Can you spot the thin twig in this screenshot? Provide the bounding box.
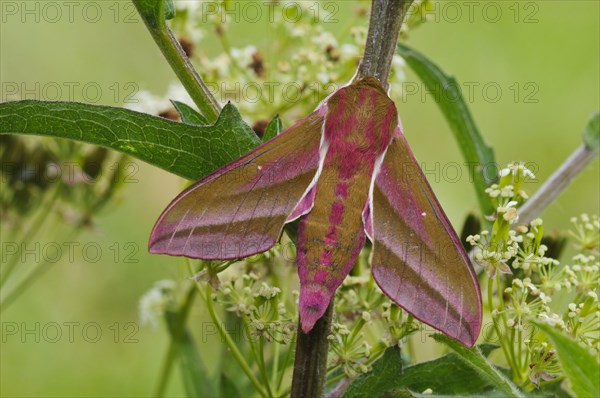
[518,144,598,224]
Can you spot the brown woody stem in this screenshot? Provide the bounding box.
[290,302,334,397]
[290,1,415,397]
[356,0,415,88]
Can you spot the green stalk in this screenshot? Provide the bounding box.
[276,339,294,393]
[242,318,274,398]
[258,336,274,398]
[326,372,346,387]
[348,317,367,345]
[133,0,220,122]
[197,281,269,398]
[154,285,196,396]
[517,327,524,383]
[0,184,61,288]
[510,327,517,374]
[271,343,280,391]
[496,275,520,377]
[488,278,517,373]
[270,297,281,393]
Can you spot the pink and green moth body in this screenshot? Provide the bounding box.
[149,77,482,346]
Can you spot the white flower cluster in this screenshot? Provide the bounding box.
[215,266,296,344]
[129,0,410,128]
[139,279,178,328]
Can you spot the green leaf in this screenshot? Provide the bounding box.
[344,345,404,398]
[164,0,176,20]
[345,344,505,398]
[403,0,435,33]
[533,322,600,398]
[433,334,525,398]
[388,384,558,398]
[132,0,169,28]
[527,379,571,398]
[263,114,283,142]
[402,391,501,398]
[0,100,261,181]
[220,373,242,398]
[397,43,496,219]
[164,310,217,398]
[583,112,599,150]
[178,329,214,397]
[171,100,209,125]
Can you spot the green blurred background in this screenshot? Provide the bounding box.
[1,1,598,396]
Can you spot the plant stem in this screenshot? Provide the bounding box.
[356,0,415,87]
[243,318,274,398]
[0,184,61,288]
[258,336,275,398]
[133,0,221,122]
[290,3,414,396]
[276,335,295,393]
[487,278,517,373]
[290,301,334,398]
[158,27,221,121]
[155,285,196,397]
[518,144,598,224]
[199,282,269,398]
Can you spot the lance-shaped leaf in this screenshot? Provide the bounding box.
[133,0,174,27]
[434,334,525,398]
[583,111,599,151]
[263,115,283,142]
[344,344,502,397]
[397,43,496,218]
[0,100,260,181]
[171,100,209,125]
[534,321,600,398]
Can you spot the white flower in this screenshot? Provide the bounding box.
[361,311,372,322]
[503,207,519,223]
[125,90,170,114]
[166,83,194,105]
[531,218,543,227]
[317,72,331,84]
[174,0,202,14]
[231,45,257,67]
[390,54,407,82]
[339,44,360,59]
[312,31,338,48]
[125,82,194,115]
[139,280,177,328]
[499,168,511,177]
[523,167,536,179]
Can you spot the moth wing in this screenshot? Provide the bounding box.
[149,111,325,260]
[369,132,482,346]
